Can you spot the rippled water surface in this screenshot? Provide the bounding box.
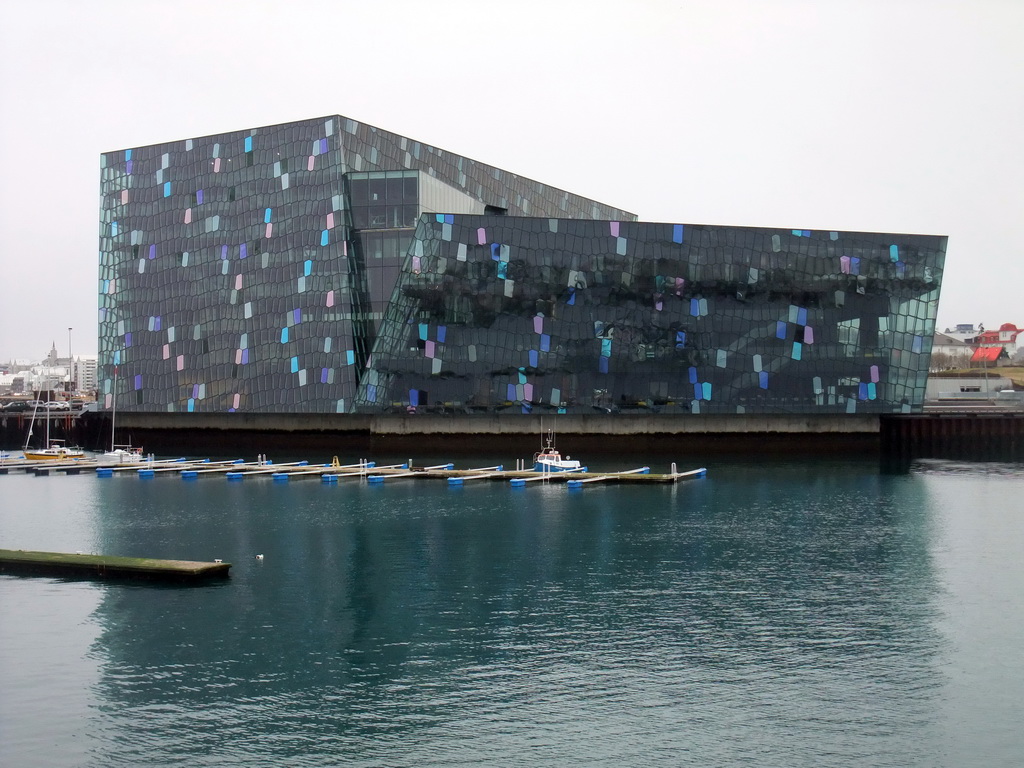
[2,457,1023,767]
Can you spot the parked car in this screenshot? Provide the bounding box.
[2,401,32,412]
[43,401,71,410]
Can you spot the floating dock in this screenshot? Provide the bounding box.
[0,549,231,582]
[0,454,706,487]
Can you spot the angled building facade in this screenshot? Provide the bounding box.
[99,116,946,417]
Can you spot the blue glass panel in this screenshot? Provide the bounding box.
[759,371,769,389]
[688,367,698,384]
[672,224,684,243]
[776,321,787,339]
[529,350,538,367]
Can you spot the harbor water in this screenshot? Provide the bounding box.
[1,456,1023,767]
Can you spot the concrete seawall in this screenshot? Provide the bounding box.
[6,412,878,457]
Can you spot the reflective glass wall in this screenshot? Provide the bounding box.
[357,217,946,415]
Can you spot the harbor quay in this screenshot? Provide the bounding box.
[3,411,1021,460]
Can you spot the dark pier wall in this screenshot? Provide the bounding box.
[3,412,880,459]
[881,413,1024,461]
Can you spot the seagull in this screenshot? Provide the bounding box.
[255,554,264,560]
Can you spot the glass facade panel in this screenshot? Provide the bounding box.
[356,217,946,415]
[99,116,632,413]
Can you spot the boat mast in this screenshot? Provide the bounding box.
[110,367,118,452]
[24,400,38,451]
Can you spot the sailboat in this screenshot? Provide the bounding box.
[99,367,143,464]
[22,384,85,461]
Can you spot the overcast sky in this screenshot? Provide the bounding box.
[1,0,1020,360]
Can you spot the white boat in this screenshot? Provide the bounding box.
[532,431,583,472]
[102,368,144,464]
[99,445,144,465]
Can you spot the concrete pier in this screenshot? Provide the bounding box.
[0,549,231,582]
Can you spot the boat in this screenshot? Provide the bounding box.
[100,367,144,464]
[99,445,144,465]
[22,388,85,461]
[24,439,86,462]
[532,430,583,472]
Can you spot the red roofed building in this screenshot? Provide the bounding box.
[971,345,1007,365]
[969,323,1021,365]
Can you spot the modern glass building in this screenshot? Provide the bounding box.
[99,116,946,416]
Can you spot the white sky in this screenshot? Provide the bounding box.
[1,0,1020,360]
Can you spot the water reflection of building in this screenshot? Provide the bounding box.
[99,116,946,416]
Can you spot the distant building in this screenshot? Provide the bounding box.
[74,356,98,394]
[99,115,947,416]
[931,332,973,370]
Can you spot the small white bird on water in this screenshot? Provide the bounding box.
[255,554,264,560]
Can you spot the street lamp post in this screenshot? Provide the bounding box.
[68,327,73,395]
